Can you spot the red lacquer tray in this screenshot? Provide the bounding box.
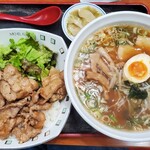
[0,2,150,148]
[1,0,147,134]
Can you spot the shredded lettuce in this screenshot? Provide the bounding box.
[0,32,57,82]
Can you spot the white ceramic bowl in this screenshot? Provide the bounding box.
[61,2,106,41]
[64,11,150,142]
[0,28,71,149]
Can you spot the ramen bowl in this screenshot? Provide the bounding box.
[61,2,106,41]
[64,11,150,142]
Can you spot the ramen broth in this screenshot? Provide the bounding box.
[73,25,150,131]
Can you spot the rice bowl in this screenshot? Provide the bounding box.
[0,28,71,149]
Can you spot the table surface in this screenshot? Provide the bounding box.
[0,0,150,148]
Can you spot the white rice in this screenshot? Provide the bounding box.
[43,101,61,128]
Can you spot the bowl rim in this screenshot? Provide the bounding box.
[64,11,150,142]
[0,27,65,40]
[61,2,106,41]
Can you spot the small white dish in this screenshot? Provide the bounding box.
[80,0,120,2]
[61,2,106,41]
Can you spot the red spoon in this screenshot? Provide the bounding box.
[0,6,62,26]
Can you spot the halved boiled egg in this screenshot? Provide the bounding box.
[123,53,150,83]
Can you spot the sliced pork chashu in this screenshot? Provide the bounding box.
[0,64,39,102]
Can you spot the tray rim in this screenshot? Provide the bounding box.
[0,2,148,13]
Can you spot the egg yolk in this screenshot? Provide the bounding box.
[128,61,148,79]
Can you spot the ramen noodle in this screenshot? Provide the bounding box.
[73,24,150,131]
